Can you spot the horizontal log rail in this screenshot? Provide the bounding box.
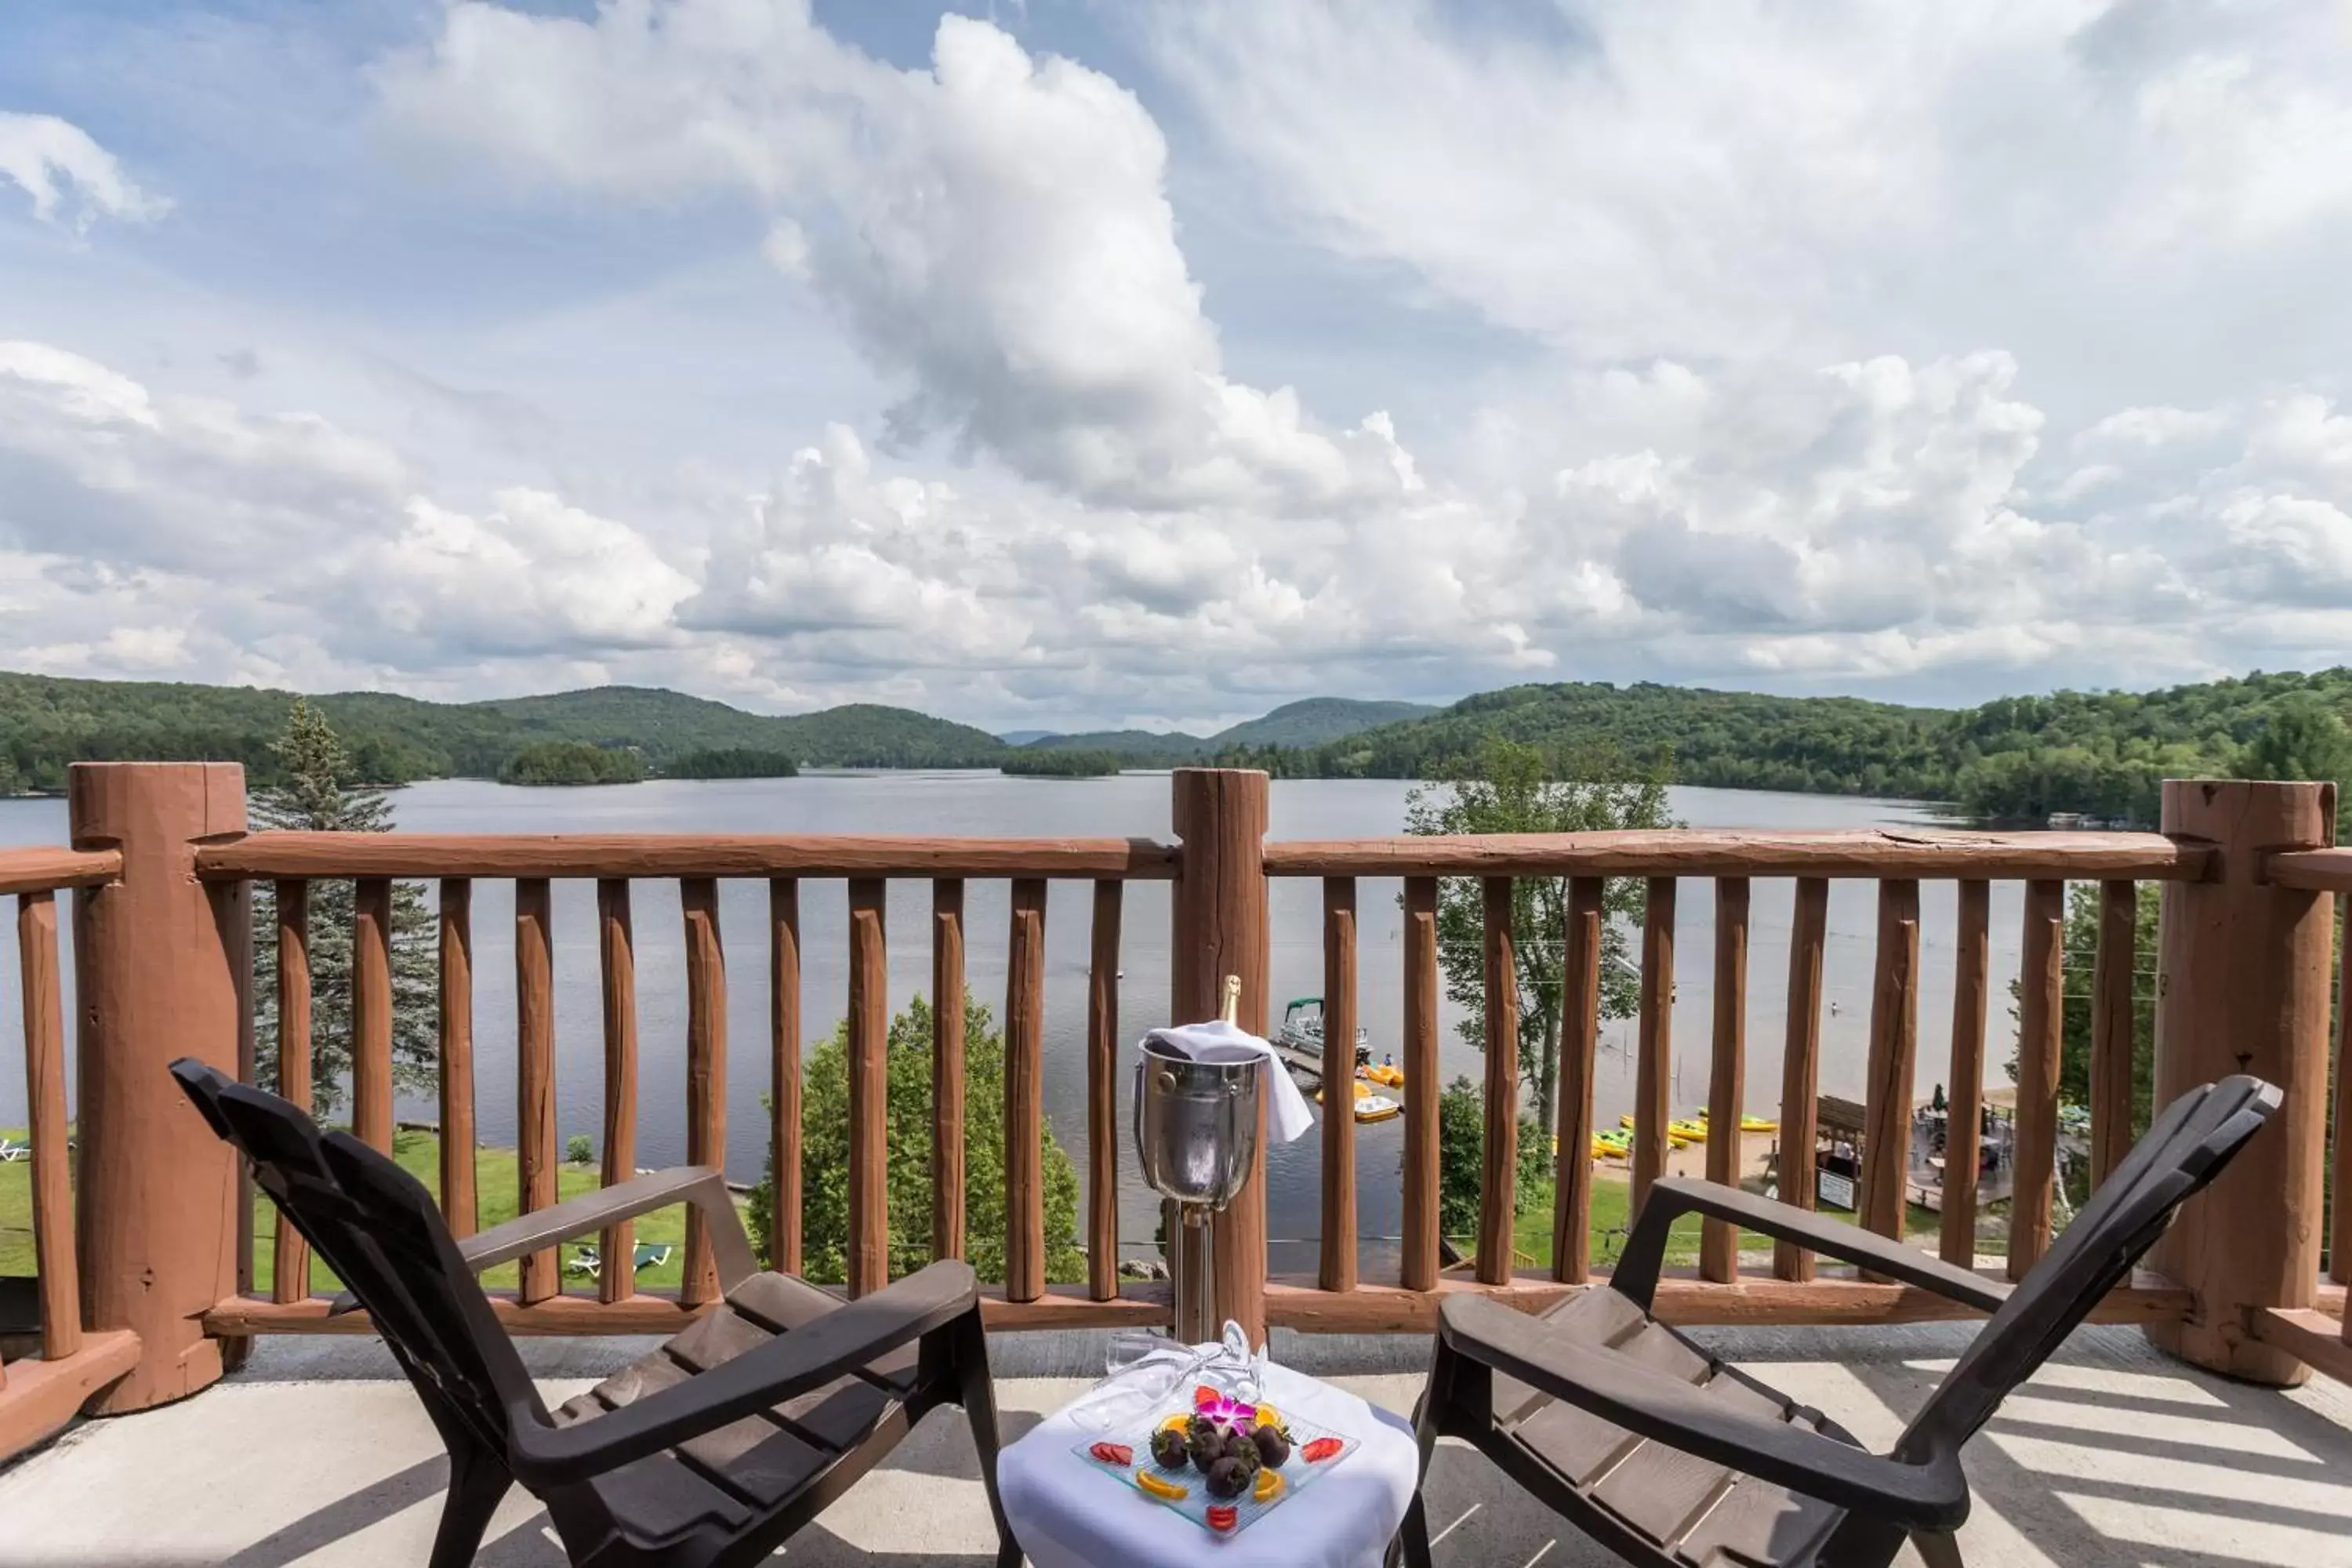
[196,832,1178,880]
[2266,846,2352,893]
[2246,1305,2352,1387]
[1262,828,2211,880]
[0,845,121,895]
[203,1267,2226,1340]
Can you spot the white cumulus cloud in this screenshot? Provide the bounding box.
[373,0,1412,513]
[0,111,169,231]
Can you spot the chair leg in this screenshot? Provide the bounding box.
[948,1310,1022,1568]
[430,1442,512,1568]
[1391,1492,1434,1568]
[1911,1531,1964,1568]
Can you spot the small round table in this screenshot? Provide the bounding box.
[997,1359,1421,1568]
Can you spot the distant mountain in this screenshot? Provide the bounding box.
[1027,696,1439,761]
[996,730,1060,746]
[474,689,1008,769]
[1029,728,1206,759]
[1210,697,1439,749]
[0,673,1008,791]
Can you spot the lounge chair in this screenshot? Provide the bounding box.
[169,1058,1018,1568]
[1397,1076,2279,1567]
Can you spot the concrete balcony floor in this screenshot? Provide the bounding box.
[2,1322,2349,1567]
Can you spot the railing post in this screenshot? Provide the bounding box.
[2151,779,2334,1385]
[1171,768,1269,1345]
[69,761,247,1414]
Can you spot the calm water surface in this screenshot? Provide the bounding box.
[0,774,2034,1272]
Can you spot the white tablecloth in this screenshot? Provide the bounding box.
[998,1360,1420,1568]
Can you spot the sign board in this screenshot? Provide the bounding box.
[1816,1169,1857,1211]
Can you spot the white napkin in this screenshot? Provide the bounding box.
[1141,1018,1317,1144]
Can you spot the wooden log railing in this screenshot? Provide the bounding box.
[190,828,1181,1341]
[21,763,2352,1454]
[193,814,2307,1351]
[1259,826,2255,1338]
[0,845,141,1462]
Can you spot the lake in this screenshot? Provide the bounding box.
[0,773,2038,1273]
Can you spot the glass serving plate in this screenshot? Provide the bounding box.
[1069,1396,1359,1538]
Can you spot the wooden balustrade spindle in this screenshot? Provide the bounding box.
[515,878,559,1303]
[351,877,394,1152]
[1701,877,1750,1283]
[681,878,727,1308]
[2090,879,2138,1188]
[1005,879,1048,1304]
[1860,880,1920,1245]
[20,891,79,1361]
[2336,911,2352,1289]
[1319,878,1359,1293]
[1401,876,1442,1292]
[439,879,477,1238]
[1774,877,1828,1282]
[1940,880,1990,1269]
[273,880,312,1301]
[1552,878,1604,1285]
[2010,878,2065,1279]
[770,878,802,1274]
[1633,878,1677,1211]
[1087,880,1123,1301]
[931,879,966,1264]
[848,879,889,1298]
[597,879,637,1303]
[1476,877,1520,1285]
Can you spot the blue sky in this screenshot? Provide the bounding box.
[3,1,2350,731]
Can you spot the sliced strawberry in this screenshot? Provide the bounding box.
[1301,1436,1344,1463]
[1206,1504,1238,1533]
[1194,1384,1220,1408]
[1089,1442,1132,1466]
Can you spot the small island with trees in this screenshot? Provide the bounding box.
[496,740,646,786]
[662,746,799,779]
[1000,748,1124,778]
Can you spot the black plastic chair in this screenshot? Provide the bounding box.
[171,1058,1018,1568]
[1398,1076,2280,1568]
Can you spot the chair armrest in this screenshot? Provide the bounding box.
[503,1261,982,1487]
[1439,1294,1969,1530]
[1613,1178,2009,1315]
[326,1167,754,1316]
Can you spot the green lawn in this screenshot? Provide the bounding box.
[1504,1178,1955,1276]
[1,1125,707,1294]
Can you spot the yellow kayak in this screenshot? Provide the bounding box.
[1618,1114,1698,1147]
[1696,1110,1780,1134]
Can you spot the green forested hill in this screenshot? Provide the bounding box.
[1273,671,2352,827]
[0,674,1007,790]
[2,666,2345,824]
[1030,696,1439,760]
[1214,697,1439,748]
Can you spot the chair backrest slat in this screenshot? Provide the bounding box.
[1898,1074,2278,1459]
[169,1058,546,1456]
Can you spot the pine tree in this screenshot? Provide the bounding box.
[251,699,439,1115]
[1404,738,1678,1141]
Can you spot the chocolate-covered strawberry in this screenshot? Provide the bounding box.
[1251,1424,1291,1468]
[1149,1426,1189,1469]
[1204,1456,1251,1499]
[1185,1414,1225,1472]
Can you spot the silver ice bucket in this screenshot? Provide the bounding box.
[1133,1036,1262,1210]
